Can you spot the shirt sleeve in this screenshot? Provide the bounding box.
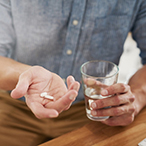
[0,0,16,58]
[131,0,146,65]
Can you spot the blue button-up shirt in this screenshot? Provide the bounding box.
[0,0,146,103]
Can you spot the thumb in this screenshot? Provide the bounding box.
[11,71,32,99]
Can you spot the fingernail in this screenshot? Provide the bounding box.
[91,102,96,109]
[70,76,75,83]
[101,89,108,95]
[69,95,75,100]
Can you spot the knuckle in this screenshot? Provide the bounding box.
[120,83,128,92]
[115,95,121,104]
[109,85,115,93]
[99,100,105,108]
[113,108,121,116]
[113,109,118,116]
[126,85,130,90]
[129,94,135,102]
[129,106,135,113]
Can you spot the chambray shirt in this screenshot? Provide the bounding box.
[0,0,146,103]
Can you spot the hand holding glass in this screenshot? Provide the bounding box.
[80,60,119,121]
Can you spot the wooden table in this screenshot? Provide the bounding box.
[39,107,146,146]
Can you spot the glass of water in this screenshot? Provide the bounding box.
[80,60,119,121]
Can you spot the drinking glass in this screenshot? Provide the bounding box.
[80,60,119,121]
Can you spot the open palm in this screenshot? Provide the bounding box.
[11,66,80,119]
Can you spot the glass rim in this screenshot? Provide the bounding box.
[80,60,119,79]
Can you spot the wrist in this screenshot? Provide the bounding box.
[131,87,146,116]
[0,57,31,90]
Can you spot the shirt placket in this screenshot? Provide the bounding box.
[59,0,86,80]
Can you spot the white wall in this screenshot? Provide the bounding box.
[118,33,142,83]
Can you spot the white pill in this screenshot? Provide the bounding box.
[40,92,54,100]
[40,92,48,97]
[43,95,54,100]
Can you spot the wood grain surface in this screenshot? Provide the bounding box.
[39,107,146,146]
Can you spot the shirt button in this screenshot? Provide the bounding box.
[66,49,72,55]
[73,20,78,26]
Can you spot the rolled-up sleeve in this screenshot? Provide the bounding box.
[131,0,146,65]
[0,0,16,58]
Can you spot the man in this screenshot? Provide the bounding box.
[0,0,146,145]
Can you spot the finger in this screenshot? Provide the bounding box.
[66,75,75,87]
[91,93,135,109]
[84,78,107,88]
[63,82,80,111]
[84,78,96,86]
[101,113,135,126]
[101,83,130,96]
[29,102,59,119]
[45,90,78,113]
[91,104,135,117]
[68,81,80,91]
[67,75,80,91]
[11,71,32,99]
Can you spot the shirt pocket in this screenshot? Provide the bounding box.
[89,15,131,61]
[93,0,134,18]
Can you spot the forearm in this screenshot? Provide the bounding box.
[0,56,31,90]
[128,64,146,115]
